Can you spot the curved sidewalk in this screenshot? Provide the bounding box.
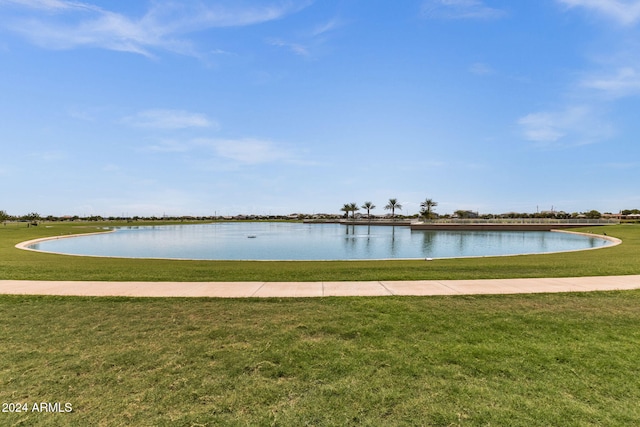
[2,275,640,298]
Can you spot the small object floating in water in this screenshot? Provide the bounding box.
[247,235,257,238]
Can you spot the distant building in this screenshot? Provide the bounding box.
[453,210,479,219]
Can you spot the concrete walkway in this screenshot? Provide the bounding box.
[1,275,640,298]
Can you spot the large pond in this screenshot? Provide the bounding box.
[28,222,612,260]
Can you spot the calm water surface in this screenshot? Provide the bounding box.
[30,222,612,260]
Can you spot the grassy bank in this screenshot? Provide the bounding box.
[0,221,638,281]
[1,292,639,425]
[2,223,639,425]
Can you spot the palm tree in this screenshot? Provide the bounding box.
[348,202,359,219]
[340,203,350,219]
[361,201,375,220]
[341,203,359,219]
[384,198,402,219]
[420,198,438,221]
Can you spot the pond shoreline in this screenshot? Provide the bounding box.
[14,222,617,261]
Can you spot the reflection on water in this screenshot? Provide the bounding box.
[415,229,605,259]
[30,222,611,261]
[420,231,436,256]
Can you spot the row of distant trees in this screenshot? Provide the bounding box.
[0,210,41,223]
[0,211,108,223]
[0,211,205,223]
[3,207,639,224]
[622,209,640,215]
[336,203,640,221]
[497,210,604,219]
[340,198,439,220]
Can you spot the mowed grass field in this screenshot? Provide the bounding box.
[2,293,640,426]
[0,221,639,281]
[1,222,640,425]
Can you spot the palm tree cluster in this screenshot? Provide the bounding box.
[341,198,438,220]
[420,198,438,220]
[340,202,360,219]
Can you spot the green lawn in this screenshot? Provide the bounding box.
[1,293,639,425]
[0,221,639,281]
[2,222,640,425]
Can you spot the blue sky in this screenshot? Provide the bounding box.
[1,0,639,217]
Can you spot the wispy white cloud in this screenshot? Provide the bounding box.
[310,17,342,37]
[557,0,640,26]
[140,1,312,34]
[143,136,300,165]
[517,105,614,147]
[27,150,68,162]
[518,112,567,143]
[144,139,194,153]
[0,0,313,56]
[421,0,507,20]
[198,138,294,164]
[2,0,100,12]
[268,38,309,56]
[101,163,120,172]
[514,2,640,151]
[469,62,494,75]
[604,161,639,169]
[581,66,640,97]
[267,16,342,58]
[123,109,217,130]
[3,9,170,56]
[557,1,640,88]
